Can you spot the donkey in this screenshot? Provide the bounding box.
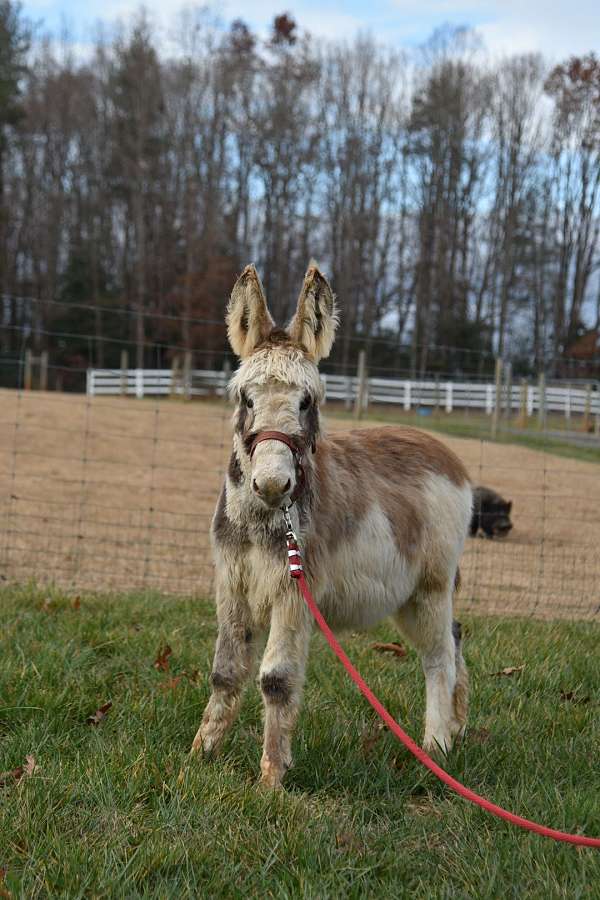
[192,264,471,789]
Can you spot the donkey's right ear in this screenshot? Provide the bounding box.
[226,265,274,358]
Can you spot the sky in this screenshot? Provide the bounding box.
[20,0,600,63]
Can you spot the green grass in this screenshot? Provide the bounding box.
[1,584,600,898]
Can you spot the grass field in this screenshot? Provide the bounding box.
[1,585,599,897]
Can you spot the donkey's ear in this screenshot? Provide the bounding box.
[288,264,338,362]
[227,265,274,358]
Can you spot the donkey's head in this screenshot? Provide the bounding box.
[227,263,338,510]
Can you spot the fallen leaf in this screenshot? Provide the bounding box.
[22,755,38,777]
[470,727,491,744]
[154,645,172,672]
[489,665,525,677]
[0,754,38,788]
[183,669,199,683]
[335,831,363,854]
[361,721,386,756]
[371,642,407,658]
[86,701,112,725]
[160,676,182,692]
[0,867,10,899]
[71,596,81,610]
[560,690,590,704]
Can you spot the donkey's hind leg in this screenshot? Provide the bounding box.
[192,601,258,757]
[394,586,468,754]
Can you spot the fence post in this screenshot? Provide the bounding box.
[135,368,144,399]
[537,372,546,431]
[503,361,512,419]
[491,357,502,439]
[354,350,367,421]
[583,384,592,432]
[170,356,180,397]
[24,349,33,390]
[39,350,48,391]
[445,382,453,413]
[222,358,232,398]
[564,384,571,423]
[517,379,528,428]
[120,350,129,396]
[404,380,411,411]
[183,351,192,400]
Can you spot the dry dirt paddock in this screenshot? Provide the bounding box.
[0,389,599,620]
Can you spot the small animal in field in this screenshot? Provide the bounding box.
[470,486,513,539]
[191,263,471,788]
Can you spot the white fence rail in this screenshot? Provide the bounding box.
[86,369,600,417]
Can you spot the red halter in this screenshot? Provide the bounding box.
[249,431,306,504]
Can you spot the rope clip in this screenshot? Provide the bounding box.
[282,505,303,579]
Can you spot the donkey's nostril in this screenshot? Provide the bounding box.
[252,479,261,495]
[283,478,291,493]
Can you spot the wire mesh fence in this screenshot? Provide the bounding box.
[1,321,599,621]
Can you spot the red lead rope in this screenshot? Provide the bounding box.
[285,528,600,847]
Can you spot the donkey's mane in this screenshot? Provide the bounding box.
[229,344,324,398]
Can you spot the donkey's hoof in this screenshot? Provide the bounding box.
[423,735,451,757]
[259,758,287,791]
[190,727,221,759]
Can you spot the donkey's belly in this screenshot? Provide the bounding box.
[316,506,418,630]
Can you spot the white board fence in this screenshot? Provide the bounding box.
[86,368,600,418]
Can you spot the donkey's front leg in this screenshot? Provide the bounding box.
[192,596,257,757]
[259,598,312,789]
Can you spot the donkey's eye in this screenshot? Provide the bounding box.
[299,394,311,411]
[246,397,254,409]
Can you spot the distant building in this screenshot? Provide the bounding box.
[560,329,600,379]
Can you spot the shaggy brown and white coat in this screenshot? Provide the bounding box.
[192,264,471,789]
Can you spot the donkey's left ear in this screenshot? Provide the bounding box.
[288,264,339,362]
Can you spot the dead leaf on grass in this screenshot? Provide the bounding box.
[469,727,491,744]
[489,665,525,677]
[335,831,363,854]
[361,721,386,756]
[86,702,112,725]
[560,690,590,705]
[153,645,172,672]
[406,798,443,818]
[0,867,10,899]
[160,676,182,692]
[0,754,39,788]
[371,641,407,659]
[71,596,81,610]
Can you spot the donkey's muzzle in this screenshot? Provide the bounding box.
[252,476,292,508]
